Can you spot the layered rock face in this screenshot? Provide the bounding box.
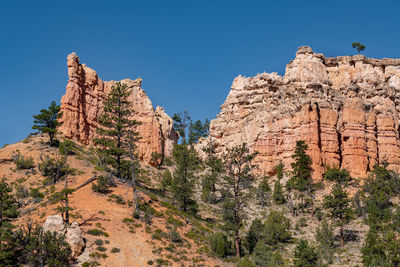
[59,53,178,163]
[207,46,400,179]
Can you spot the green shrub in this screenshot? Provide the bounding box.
[209,232,230,258]
[16,185,29,199]
[94,239,103,246]
[59,139,76,155]
[168,228,182,243]
[38,155,74,184]
[87,229,108,237]
[293,240,319,267]
[29,187,44,201]
[13,153,35,169]
[263,211,291,247]
[96,246,107,252]
[111,247,120,253]
[253,241,283,266]
[92,175,112,194]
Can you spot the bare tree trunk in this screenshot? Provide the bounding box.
[340,226,344,247]
[129,143,138,213]
[64,172,69,225]
[235,229,240,258]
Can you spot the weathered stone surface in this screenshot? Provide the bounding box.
[59,53,178,163]
[203,46,400,179]
[43,215,85,259]
[43,214,66,234]
[65,222,85,259]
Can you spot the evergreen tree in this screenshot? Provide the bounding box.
[274,161,284,180]
[272,180,286,205]
[315,220,335,264]
[221,143,257,258]
[188,119,209,144]
[172,111,191,144]
[94,82,141,181]
[252,241,283,267]
[361,226,400,267]
[32,101,62,146]
[362,163,396,226]
[352,42,366,54]
[323,183,353,247]
[257,176,271,206]
[323,167,352,185]
[201,138,223,203]
[288,140,313,192]
[263,210,291,248]
[293,239,319,267]
[23,224,71,267]
[287,140,313,214]
[245,219,264,254]
[0,178,19,265]
[170,144,200,214]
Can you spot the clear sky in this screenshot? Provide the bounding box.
[0,0,399,147]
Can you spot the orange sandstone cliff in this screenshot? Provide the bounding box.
[205,46,400,179]
[59,53,178,163]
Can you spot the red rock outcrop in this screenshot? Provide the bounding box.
[204,46,400,179]
[59,53,178,162]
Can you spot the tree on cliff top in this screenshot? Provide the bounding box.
[352,42,366,54]
[32,101,62,146]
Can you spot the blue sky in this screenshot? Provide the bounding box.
[0,0,399,147]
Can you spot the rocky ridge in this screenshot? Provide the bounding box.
[59,53,178,163]
[206,46,400,179]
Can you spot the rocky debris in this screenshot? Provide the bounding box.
[203,46,400,179]
[43,214,66,233]
[59,53,178,163]
[43,215,85,259]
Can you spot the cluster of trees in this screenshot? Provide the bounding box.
[0,178,71,266]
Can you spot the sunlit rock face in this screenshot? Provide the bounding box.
[59,53,178,163]
[203,46,400,179]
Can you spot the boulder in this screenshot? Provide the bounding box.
[43,215,85,260]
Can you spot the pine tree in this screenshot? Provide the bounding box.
[287,140,313,214]
[94,82,141,181]
[263,210,291,248]
[245,219,264,254]
[293,239,319,267]
[257,176,271,206]
[273,180,286,205]
[323,183,353,247]
[201,138,223,203]
[170,144,200,214]
[352,42,366,54]
[172,111,191,144]
[221,143,257,258]
[0,178,19,265]
[252,241,283,267]
[32,101,62,146]
[315,220,335,264]
[188,119,209,144]
[289,140,313,192]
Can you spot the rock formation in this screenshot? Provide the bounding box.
[43,215,85,259]
[59,53,178,163]
[206,46,400,179]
